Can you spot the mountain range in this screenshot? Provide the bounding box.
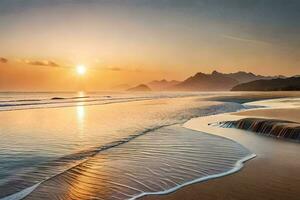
[219,71,285,83]
[127,71,287,91]
[174,71,238,91]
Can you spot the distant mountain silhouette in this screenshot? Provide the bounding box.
[127,84,151,92]
[174,71,238,91]
[232,77,300,91]
[221,71,285,83]
[172,71,286,91]
[132,71,286,91]
[148,79,181,90]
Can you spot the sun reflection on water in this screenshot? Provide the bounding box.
[76,103,85,138]
[77,105,85,122]
[76,91,86,128]
[77,91,85,98]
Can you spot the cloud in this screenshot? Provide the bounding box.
[24,60,61,67]
[103,67,122,71]
[0,57,8,63]
[101,67,142,72]
[221,35,271,45]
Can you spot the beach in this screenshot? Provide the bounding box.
[142,98,300,200]
[2,1,300,199]
[0,92,300,200]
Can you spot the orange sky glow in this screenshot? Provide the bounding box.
[0,1,299,91]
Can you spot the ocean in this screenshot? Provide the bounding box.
[0,92,252,200]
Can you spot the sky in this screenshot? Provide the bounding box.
[0,0,300,91]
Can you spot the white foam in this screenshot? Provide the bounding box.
[0,183,40,200]
[129,153,256,200]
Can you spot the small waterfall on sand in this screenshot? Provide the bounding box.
[216,118,300,141]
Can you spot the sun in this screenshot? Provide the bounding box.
[76,65,86,75]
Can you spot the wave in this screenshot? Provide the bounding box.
[131,153,256,200]
[2,153,256,200]
[0,96,152,111]
[0,183,40,200]
[50,96,91,100]
[0,123,177,199]
[1,125,254,200]
[0,95,92,103]
[0,93,201,111]
[0,102,248,200]
[0,99,42,103]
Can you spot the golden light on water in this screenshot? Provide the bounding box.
[78,91,85,97]
[76,65,86,75]
[76,92,86,135]
[77,105,85,121]
[76,103,86,138]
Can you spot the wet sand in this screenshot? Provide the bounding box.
[236,108,300,123]
[141,155,300,200]
[141,108,300,200]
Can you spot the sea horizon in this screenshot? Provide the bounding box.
[1,1,300,199]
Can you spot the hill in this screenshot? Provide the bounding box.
[127,84,152,92]
[231,77,300,91]
[174,71,238,91]
[222,71,284,83]
[210,70,285,83]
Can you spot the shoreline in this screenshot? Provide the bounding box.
[141,102,300,200]
[4,153,256,200]
[4,100,252,200]
[132,153,256,200]
[2,95,300,200]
